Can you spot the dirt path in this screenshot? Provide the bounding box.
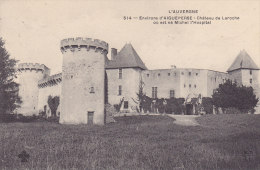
[167,115,200,126]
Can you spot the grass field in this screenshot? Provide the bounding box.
[0,114,260,169]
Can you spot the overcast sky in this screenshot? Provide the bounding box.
[0,0,259,74]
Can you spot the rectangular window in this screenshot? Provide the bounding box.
[189,72,191,76]
[119,68,122,79]
[170,90,175,98]
[194,84,197,88]
[250,79,252,84]
[124,101,128,109]
[189,84,191,88]
[147,74,149,77]
[152,87,158,98]
[168,73,170,76]
[250,70,252,75]
[118,85,122,95]
[90,87,95,93]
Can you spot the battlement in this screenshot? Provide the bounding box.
[38,73,62,88]
[60,37,109,54]
[18,63,49,72]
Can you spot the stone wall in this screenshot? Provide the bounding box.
[38,73,62,117]
[17,63,50,116]
[106,68,141,112]
[207,70,231,96]
[59,38,107,125]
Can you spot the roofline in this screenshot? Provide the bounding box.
[105,66,147,70]
[143,68,229,74]
[227,67,260,72]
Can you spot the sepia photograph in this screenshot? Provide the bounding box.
[0,0,259,169]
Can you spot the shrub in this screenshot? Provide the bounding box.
[0,113,16,123]
[212,80,259,113]
[202,97,213,114]
[224,107,242,114]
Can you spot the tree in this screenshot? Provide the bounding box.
[132,77,145,113]
[0,37,21,115]
[212,80,258,113]
[47,96,60,117]
[201,97,213,114]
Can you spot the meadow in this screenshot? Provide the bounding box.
[0,114,260,169]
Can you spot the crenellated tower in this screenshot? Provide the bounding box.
[59,37,108,125]
[17,63,50,116]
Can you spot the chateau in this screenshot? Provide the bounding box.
[16,37,260,125]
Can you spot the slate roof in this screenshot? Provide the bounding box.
[227,50,259,72]
[106,43,147,70]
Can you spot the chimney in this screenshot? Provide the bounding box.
[111,48,117,60]
[171,65,176,69]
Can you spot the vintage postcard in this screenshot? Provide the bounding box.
[0,0,259,169]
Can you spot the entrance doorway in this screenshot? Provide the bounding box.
[87,111,94,124]
[186,104,193,115]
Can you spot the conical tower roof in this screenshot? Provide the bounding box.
[227,50,259,72]
[106,43,147,70]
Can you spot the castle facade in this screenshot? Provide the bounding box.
[16,37,260,124]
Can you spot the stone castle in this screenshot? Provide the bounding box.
[16,37,260,125]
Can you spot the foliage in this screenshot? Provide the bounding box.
[202,97,213,114]
[142,95,152,113]
[113,98,124,112]
[104,72,108,104]
[132,77,146,113]
[212,80,258,113]
[0,37,21,116]
[47,96,60,117]
[224,107,242,114]
[165,97,185,114]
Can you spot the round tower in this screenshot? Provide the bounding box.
[17,63,50,116]
[59,37,108,125]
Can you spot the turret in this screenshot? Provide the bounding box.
[59,37,108,125]
[17,63,50,116]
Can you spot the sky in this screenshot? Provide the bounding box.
[0,0,259,75]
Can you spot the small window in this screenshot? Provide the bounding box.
[90,87,95,93]
[181,72,184,75]
[215,78,216,82]
[194,84,196,88]
[124,101,128,109]
[168,73,170,76]
[196,73,198,76]
[147,74,149,77]
[189,84,191,88]
[189,72,191,76]
[250,70,252,75]
[158,73,160,77]
[174,72,177,76]
[71,75,73,79]
[184,84,186,88]
[170,90,175,98]
[250,79,252,84]
[119,68,122,79]
[118,85,122,95]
